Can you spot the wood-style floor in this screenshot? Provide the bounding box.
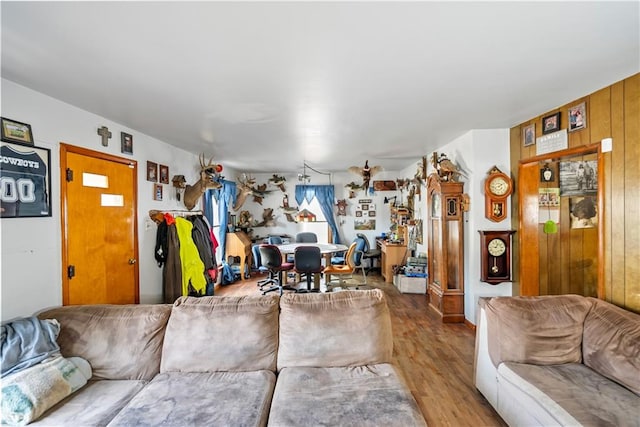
[215,272,506,427]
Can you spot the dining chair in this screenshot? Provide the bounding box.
[293,246,323,293]
[259,244,296,295]
[324,240,367,289]
[295,232,317,243]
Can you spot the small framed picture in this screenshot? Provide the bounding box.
[522,123,535,146]
[121,132,133,155]
[540,164,555,182]
[1,117,33,145]
[147,161,158,182]
[159,164,169,184]
[368,210,376,217]
[355,211,363,217]
[542,112,561,134]
[568,102,587,132]
[153,184,163,201]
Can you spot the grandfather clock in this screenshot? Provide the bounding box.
[427,174,465,323]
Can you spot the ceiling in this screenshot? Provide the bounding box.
[2,2,638,174]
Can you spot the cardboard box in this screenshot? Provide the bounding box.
[394,275,427,294]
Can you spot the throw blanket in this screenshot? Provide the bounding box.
[1,317,61,376]
[1,356,92,426]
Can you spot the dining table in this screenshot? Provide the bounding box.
[277,243,349,290]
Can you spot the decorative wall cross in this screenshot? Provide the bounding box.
[97,126,112,146]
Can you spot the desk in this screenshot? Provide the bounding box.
[226,232,252,279]
[379,241,407,283]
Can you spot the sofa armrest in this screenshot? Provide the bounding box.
[474,299,499,408]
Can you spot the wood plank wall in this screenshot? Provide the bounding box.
[510,73,640,314]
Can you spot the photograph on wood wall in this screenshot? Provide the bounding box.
[559,160,597,196]
[568,102,587,132]
[0,141,51,217]
[523,123,535,146]
[542,112,561,134]
[539,188,560,207]
[569,196,597,229]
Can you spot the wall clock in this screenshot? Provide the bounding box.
[484,166,513,222]
[478,230,515,284]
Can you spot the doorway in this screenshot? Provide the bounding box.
[518,144,603,298]
[60,144,139,305]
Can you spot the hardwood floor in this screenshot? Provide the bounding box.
[215,272,506,427]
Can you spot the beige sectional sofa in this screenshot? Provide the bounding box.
[26,289,425,426]
[474,294,640,426]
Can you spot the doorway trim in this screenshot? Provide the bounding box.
[59,143,139,304]
[518,143,604,298]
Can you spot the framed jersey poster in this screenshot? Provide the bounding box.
[0,141,51,218]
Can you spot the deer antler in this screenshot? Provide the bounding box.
[183,153,222,210]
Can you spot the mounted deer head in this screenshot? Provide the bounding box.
[232,174,256,211]
[183,154,223,210]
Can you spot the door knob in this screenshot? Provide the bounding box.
[128,258,137,265]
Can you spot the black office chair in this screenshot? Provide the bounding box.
[357,233,381,274]
[259,244,296,295]
[293,246,323,293]
[295,232,318,243]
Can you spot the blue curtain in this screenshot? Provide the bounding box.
[205,179,237,283]
[295,185,341,244]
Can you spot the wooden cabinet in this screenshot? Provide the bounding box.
[379,240,406,283]
[226,231,252,278]
[427,174,465,323]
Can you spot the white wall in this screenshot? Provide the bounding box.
[0,79,225,320]
[230,170,398,245]
[423,130,514,323]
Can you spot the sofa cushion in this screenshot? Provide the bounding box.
[161,295,279,373]
[277,289,393,369]
[106,371,276,427]
[29,380,147,427]
[583,297,640,395]
[483,295,593,366]
[268,364,426,427]
[38,305,172,380]
[497,362,640,427]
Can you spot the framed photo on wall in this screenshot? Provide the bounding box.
[159,164,169,184]
[1,117,34,145]
[121,132,133,155]
[523,123,535,146]
[0,141,51,217]
[153,184,163,201]
[542,112,561,134]
[147,161,158,182]
[568,102,587,132]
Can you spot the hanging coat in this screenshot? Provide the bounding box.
[175,217,207,296]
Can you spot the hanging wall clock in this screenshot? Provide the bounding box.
[484,166,513,222]
[478,230,515,284]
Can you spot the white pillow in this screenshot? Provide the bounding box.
[1,356,92,426]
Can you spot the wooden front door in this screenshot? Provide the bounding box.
[60,144,139,305]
